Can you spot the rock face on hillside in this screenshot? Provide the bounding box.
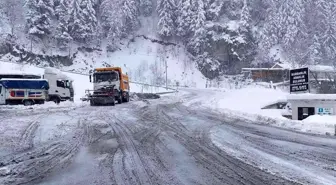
[0,42,72,67]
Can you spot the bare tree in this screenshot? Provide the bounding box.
[0,0,24,35]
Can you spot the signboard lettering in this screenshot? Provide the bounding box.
[290,67,309,93]
[317,107,333,115]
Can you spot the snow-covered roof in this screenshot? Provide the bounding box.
[287,93,336,101]
[0,69,39,76]
[308,65,335,73]
[242,68,287,71]
[270,62,335,73]
[44,67,73,81]
[0,78,48,82]
[271,62,295,69]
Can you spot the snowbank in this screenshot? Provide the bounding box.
[302,115,336,134]
[214,86,287,115]
[183,86,336,135]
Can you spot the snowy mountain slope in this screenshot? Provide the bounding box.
[0,36,206,89]
[65,36,206,88]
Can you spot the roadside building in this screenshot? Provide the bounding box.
[288,94,336,120]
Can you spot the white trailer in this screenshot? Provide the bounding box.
[0,78,49,106]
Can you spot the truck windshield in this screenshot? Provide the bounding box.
[65,81,72,89]
[94,72,118,83]
[58,80,71,89]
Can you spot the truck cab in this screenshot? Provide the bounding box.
[89,67,130,105]
[43,68,74,103]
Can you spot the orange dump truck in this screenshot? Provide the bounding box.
[86,67,130,106]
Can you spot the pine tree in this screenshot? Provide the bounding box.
[68,0,84,41]
[205,0,223,21]
[54,0,72,47]
[100,0,123,36]
[176,0,193,37]
[318,0,336,64]
[307,34,322,65]
[139,0,153,16]
[188,0,207,54]
[25,0,54,37]
[68,0,97,42]
[122,0,139,33]
[156,0,177,37]
[281,0,306,47]
[239,0,250,32]
[80,0,98,37]
[100,0,124,51]
[237,0,257,63]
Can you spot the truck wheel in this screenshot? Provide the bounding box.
[117,94,122,104]
[123,93,130,102]
[23,100,34,106]
[126,93,130,102]
[111,98,116,106]
[38,100,45,105]
[51,97,61,104]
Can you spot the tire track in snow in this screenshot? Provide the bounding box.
[0,114,87,185]
[18,114,47,150]
[124,108,183,185]
[135,103,300,185]
[99,111,153,185]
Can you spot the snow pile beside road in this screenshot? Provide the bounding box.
[183,86,336,135]
[302,115,336,134]
[214,86,287,115]
[0,101,89,113]
[304,115,336,124]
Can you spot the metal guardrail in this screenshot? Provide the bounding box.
[0,60,178,91]
[130,81,177,91]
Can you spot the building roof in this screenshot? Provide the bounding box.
[243,62,335,73]
[271,62,293,69]
[242,68,287,71]
[287,93,336,101]
[308,65,335,73]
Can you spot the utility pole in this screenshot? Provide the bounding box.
[165,59,168,90]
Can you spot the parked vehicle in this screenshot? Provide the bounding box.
[85,67,130,106]
[0,68,74,105]
[0,78,49,106]
[43,68,74,103]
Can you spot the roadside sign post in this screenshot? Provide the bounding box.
[289,67,309,94]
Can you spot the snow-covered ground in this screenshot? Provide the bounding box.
[181,85,336,135]
[0,61,175,102]
[0,80,335,185]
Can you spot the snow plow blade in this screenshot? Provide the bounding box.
[84,89,116,106]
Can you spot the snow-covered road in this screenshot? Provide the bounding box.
[0,89,335,185]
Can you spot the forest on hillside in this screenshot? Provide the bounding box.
[0,0,335,79]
